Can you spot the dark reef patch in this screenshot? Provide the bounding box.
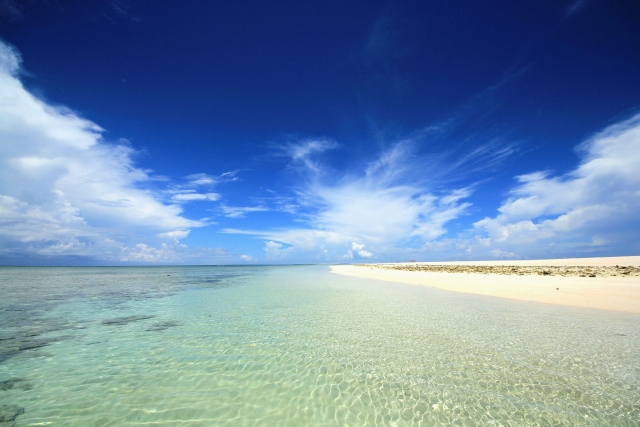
[146,321,180,331]
[17,335,73,351]
[101,315,155,325]
[1,333,75,363]
[0,404,25,424]
[0,351,20,364]
[0,378,32,392]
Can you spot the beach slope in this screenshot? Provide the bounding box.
[331,257,640,313]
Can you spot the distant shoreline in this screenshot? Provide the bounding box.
[331,256,640,313]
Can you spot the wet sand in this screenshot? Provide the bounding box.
[331,256,640,313]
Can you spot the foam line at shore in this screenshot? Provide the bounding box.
[330,256,640,313]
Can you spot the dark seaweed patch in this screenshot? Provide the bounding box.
[17,335,74,351]
[0,351,20,364]
[0,302,83,364]
[0,404,25,424]
[146,321,180,331]
[101,315,155,325]
[0,333,74,363]
[0,378,32,392]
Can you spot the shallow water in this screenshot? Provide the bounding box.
[0,265,638,426]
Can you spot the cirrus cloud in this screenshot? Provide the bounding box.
[225,139,474,262]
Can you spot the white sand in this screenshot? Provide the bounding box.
[331,256,640,313]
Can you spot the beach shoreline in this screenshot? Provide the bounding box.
[330,256,640,313]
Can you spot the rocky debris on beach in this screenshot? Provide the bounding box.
[358,264,640,277]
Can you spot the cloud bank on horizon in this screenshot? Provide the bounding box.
[0,28,639,264]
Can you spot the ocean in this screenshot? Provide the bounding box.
[1,265,638,426]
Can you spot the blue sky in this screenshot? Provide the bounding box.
[1,0,639,265]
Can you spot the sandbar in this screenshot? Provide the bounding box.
[331,256,640,313]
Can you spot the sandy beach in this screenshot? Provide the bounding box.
[331,256,640,313]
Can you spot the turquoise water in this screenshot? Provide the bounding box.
[0,266,639,426]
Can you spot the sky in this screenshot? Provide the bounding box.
[1,0,639,265]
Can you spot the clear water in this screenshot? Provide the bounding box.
[0,265,638,426]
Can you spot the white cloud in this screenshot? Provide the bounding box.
[0,40,213,262]
[275,137,339,175]
[316,146,468,244]
[228,141,472,262]
[250,193,299,214]
[264,241,283,260]
[490,249,519,260]
[300,144,471,245]
[358,250,372,258]
[182,170,242,187]
[165,171,242,204]
[158,229,191,241]
[220,204,269,218]
[351,242,372,258]
[185,173,218,186]
[171,192,220,202]
[351,242,365,251]
[120,243,185,263]
[474,113,640,256]
[283,138,338,161]
[239,254,255,262]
